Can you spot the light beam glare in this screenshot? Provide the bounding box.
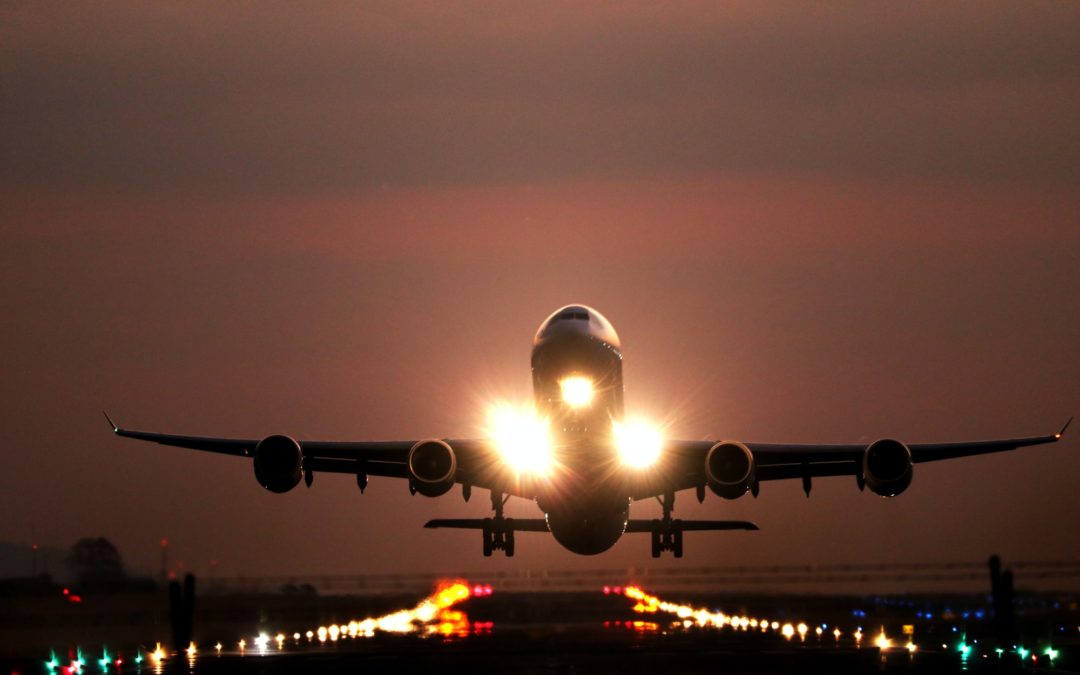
[559,376,595,408]
[486,403,554,476]
[613,419,663,468]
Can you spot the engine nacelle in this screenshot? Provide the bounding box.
[253,434,303,493]
[705,441,756,499]
[862,438,913,497]
[407,439,457,498]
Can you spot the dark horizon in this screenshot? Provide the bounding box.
[2,3,1078,584]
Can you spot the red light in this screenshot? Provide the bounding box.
[483,584,493,595]
[603,585,611,594]
[68,595,82,603]
[62,588,70,595]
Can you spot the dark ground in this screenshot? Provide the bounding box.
[3,588,1077,674]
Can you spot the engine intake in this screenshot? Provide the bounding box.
[705,441,756,499]
[862,438,913,497]
[407,439,457,497]
[253,434,303,493]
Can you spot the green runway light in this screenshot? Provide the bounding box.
[134,652,144,664]
[46,650,60,671]
[1017,646,1029,660]
[1045,646,1059,661]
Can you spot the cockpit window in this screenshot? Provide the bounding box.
[556,311,590,321]
[535,304,620,349]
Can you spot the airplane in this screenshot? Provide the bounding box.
[107,304,1071,558]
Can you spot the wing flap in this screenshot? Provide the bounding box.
[756,461,859,481]
[305,458,409,478]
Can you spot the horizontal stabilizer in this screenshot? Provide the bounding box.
[625,519,759,533]
[424,518,549,532]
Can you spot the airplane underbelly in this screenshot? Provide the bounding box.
[545,504,629,555]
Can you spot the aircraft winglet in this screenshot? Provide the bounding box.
[103,411,118,432]
[1057,416,1073,440]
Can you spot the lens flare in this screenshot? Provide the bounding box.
[621,584,839,644]
[287,581,478,643]
[559,376,594,408]
[487,404,553,475]
[613,419,663,468]
[875,628,892,650]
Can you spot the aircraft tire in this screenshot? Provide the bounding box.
[482,518,493,557]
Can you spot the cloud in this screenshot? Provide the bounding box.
[2,2,1078,194]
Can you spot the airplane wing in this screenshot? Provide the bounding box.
[643,418,1071,499]
[104,414,526,497]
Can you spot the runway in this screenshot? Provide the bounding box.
[6,582,1077,674]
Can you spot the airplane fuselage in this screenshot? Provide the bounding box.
[529,305,632,554]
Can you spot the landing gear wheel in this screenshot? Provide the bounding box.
[482,518,493,557]
[505,519,516,557]
[650,520,661,558]
[672,520,684,558]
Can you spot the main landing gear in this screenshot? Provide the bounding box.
[482,492,515,557]
[650,491,683,558]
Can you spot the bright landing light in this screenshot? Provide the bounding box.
[559,376,595,408]
[613,419,663,468]
[488,404,554,475]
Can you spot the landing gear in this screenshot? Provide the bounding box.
[482,492,516,557]
[650,491,683,558]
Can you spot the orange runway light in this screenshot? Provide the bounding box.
[874,628,892,650]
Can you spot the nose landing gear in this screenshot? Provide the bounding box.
[482,492,515,557]
[650,491,683,558]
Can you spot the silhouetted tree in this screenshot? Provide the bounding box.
[67,537,127,586]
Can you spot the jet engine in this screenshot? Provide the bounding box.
[705,441,756,499]
[253,434,303,493]
[862,438,913,497]
[407,439,457,497]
